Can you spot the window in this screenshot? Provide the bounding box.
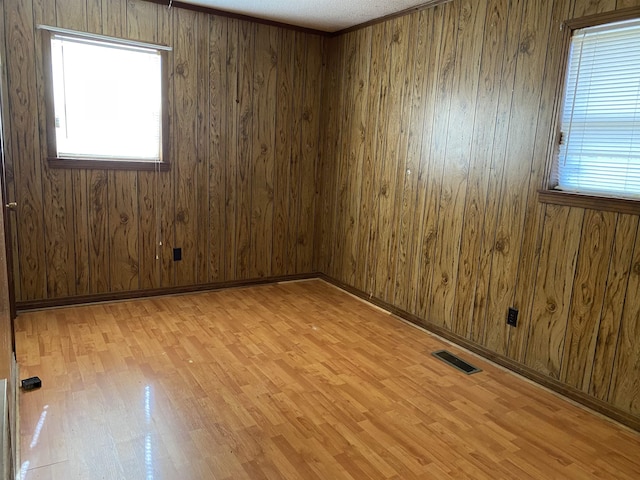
[551,16,640,201]
[41,26,170,170]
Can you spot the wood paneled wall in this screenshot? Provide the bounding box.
[1,0,323,302]
[3,0,640,424]
[317,0,640,420]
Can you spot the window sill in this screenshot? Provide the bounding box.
[47,157,170,172]
[538,189,640,216]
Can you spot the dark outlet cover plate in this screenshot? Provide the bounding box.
[173,248,182,261]
[507,307,518,327]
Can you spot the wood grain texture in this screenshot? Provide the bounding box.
[431,0,485,332]
[272,29,294,276]
[452,0,511,339]
[15,281,640,479]
[235,20,255,279]
[5,0,47,300]
[609,226,640,415]
[249,24,277,278]
[560,210,616,391]
[317,0,640,422]
[208,15,227,282]
[508,0,575,364]
[2,0,322,300]
[6,0,640,428]
[589,214,639,401]
[296,34,322,273]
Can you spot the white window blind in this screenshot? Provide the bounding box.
[50,34,163,161]
[557,18,640,199]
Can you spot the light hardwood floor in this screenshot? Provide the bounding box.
[15,280,640,479]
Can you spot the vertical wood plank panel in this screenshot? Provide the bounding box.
[560,210,616,391]
[250,24,277,278]
[364,21,391,297]
[373,17,409,301]
[223,18,238,281]
[285,31,305,275]
[608,227,640,415]
[334,31,357,283]
[590,215,639,401]
[88,171,110,293]
[525,205,583,379]
[354,26,381,293]
[469,0,526,345]
[5,0,47,300]
[174,8,199,286]
[316,37,343,277]
[407,7,444,314]
[108,171,139,291]
[393,12,426,310]
[386,14,417,304]
[345,29,371,285]
[296,34,322,273]
[235,20,254,279]
[272,29,294,276]
[453,0,511,338]
[415,4,459,319]
[196,12,210,284]
[431,0,486,332]
[208,15,227,282]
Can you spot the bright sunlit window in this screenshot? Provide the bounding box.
[44,29,167,166]
[556,19,640,199]
[556,17,640,199]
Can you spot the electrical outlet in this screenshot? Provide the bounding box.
[507,307,518,327]
[173,248,182,261]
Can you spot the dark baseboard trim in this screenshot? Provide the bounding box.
[318,274,640,433]
[16,273,319,311]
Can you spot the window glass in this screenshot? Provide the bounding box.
[50,34,163,161]
[557,18,640,199]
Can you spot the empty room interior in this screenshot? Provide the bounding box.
[1,0,640,478]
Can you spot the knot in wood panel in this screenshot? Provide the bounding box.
[176,210,188,223]
[546,299,557,313]
[633,262,640,276]
[495,237,508,253]
[16,87,28,106]
[176,62,188,77]
[302,107,312,122]
[519,34,534,54]
[119,213,129,224]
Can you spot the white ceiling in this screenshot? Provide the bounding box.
[176,0,440,32]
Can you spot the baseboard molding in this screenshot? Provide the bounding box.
[319,274,640,433]
[16,273,319,311]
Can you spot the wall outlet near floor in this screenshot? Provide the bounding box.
[507,307,518,327]
[173,248,182,261]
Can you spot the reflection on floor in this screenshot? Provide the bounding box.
[16,279,640,479]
